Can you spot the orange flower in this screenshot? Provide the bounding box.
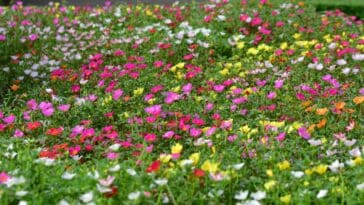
[353,96,364,105]
[334,101,345,110]
[46,127,63,136]
[10,84,19,91]
[316,108,328,116]
[301,101,312,107]
[316,119,327,129]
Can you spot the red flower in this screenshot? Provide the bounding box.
[45,127,63,136]
[193,169,205,178]
[146,160,161,173]
[26,121,42,131]
[104,186,118,198]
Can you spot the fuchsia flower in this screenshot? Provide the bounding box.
[162,131,174,139]
[0,172,10,184]
[112,89,123,100]
[165,92,180,104]
[274,79,284,89]
[275,132,286,142]
[3,115,15,124]
[0,35,6,41]
[190,128,202,137]
[145,105,162,116]
[298,127,311,140]
[144,133,157,142]
[182,83,193,95]
[213,85,225,93]
[267,92,276,100]
[58,104,70,112]
[29,34,38,41]
[13,129,24,138]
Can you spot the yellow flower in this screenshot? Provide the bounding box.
[278,160,290,170]
[172,86,180,93]
[133,87,144,96]
[237,42,245,49]
[354,157,362,165]
[159,154,171,163]
[219,68,229,76]
[247,47,259,55]
[264,180,276,190]
[293,33,301,39]
[234,62,242,69]
[280,194,291,204]
[201,160,219,173]
[313,164,327,175]
[240,125,251,133]
[280,42,288,50]
[176,62,185,68]
[305,169,313,176]
[304,181,310,186]
[266,169,274,177]
[171,143,183,154]
[189,153,200,165]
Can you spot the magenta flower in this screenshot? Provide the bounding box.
[165,92,180,104]
[27,99,38,110]
[3,115,15,124]
[274,79,284,89]
[182,83,193,95]
[42,108,54,117]
[190,128,202,137]
[266,92,276,100]
[144,133,157,142]
[14,129,24,138]
[0,172,10,184]
[205,127,217,137]
[275,132,286,142]
[0,34,6,41]
[145,105,162,116]
[162,131,174,139]
[106,152,119,160]
[58,104,70,112]
[112,89,123,100]
[29,34,38,41]
[213,85,225,93]
[298,127,311,140]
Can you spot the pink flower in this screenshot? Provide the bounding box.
[165,92,179,104]
[29,34,38,41]
[144,133,157,142]
[267,91,276,100]
[213,85,225,93]
[274,79,284,89]
[251,17,262,26]
[190,128,202,137]
[14,129,24,138]
[182,83,193,95]
[298,127,310,140]
[162,131,174,139]
[3,115,15,124]
[106,152,119,160]
[112,89,123,100]
[145,105,162,116]
[58,104,70,112]
[232,97,247,104]
[42,108,54,117]
[0,35,6,41]
[275,132,286,142]
[27,99,38,110]
[227,135,237,142]
[0,172,10,184]
[205,127,217,137]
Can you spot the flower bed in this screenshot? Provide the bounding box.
[0,0,363,204]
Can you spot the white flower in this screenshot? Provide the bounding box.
[308,139,322,146]
[251,191,266,200]
[126,168,137,176]
[62,172,76,180]
[99,176,115,186]
[234,190,249,200]
[109,164,121,172]
[128,191,141,200]
[344,139,356,147]
[243,200,261,205]
[342,67,351,75]
[15,191,28,197]
[232,163,245,170]
[108,144,121,151]
[87,170,100,179]
[317,189,328,199]
[352,53,364,61]
[18,201,27,205]
[357,182,364,190]
[328,160,344,173]
[349,147,361,157]
[80,192,93,203]
[291,171,304,178]
[180,159,193,167]
[6,176,26,188]
[337,59,347,65]
[59,200,70,205]
[155,178,168,186]
[97,184,112,193]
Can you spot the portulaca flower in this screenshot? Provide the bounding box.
[235,190,249,200]
[291,171,304,178]
[128,191,141,200]
[80,192,93,203]
[316,189,328,199]
[251,191,266,200]
[61,172,76,180]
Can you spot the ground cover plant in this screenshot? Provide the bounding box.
[0,0,363,204]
